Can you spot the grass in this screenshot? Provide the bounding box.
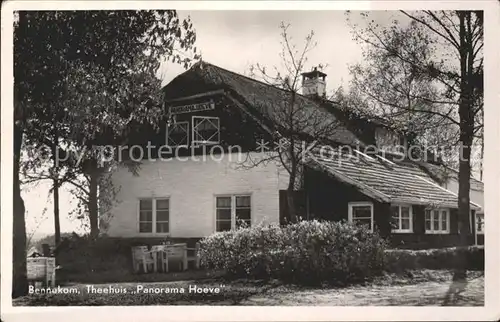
[14,269,484,306]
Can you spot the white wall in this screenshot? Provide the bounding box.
[104,152,289,238]
[444,178,484,214]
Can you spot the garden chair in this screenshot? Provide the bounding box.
[131,246,155,273]
[27,257,56,288]
[166,243,188,271]
[151,245,169,273]
[186,242,201,269]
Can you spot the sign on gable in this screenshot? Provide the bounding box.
[170,101,215,115]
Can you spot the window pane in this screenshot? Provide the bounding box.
[441,214,447,231]
[433,217,440,231]
[156,222,169,233]
[236,219,251,229]
[425,210,431,221]
[401,218,410,230]
[156,199,169,210]
[391,215,399,229]
[216,208,231,220]
[425,219,431,231]
[236,196,251,207]
[401,207,410,218]
[353,218,371,228]
[168,123,189,146]
[476,214,484,232]
[236,208,251,221]
[140,211,152,222]
[352,206,371,219]
[194,117,219,143]
[390,206,399,217]
[139,222,152,233]
[216,197,231,208]
[216,220,232,232]
[157,210,169,221]
[140,199,153,210]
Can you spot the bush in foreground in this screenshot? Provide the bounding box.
[199,220,388,285]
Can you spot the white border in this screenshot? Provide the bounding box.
[2,1,500,321]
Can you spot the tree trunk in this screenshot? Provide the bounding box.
[286,148,298,223]
[13,122,28,298]
[88,167,99,238]
[52,127,61,248]
[53,177,61,247]
[286,187,297,224]
[479,135,484,181]
[454,11,475,279]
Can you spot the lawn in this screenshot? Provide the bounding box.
[13,270,484,306]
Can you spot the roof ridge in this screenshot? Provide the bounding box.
[196,60,324,103]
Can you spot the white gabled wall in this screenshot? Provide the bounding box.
[444,177,484,214]
[104,152,289,238]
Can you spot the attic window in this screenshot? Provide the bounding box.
[192,116,220,145]
[166,121,189,147]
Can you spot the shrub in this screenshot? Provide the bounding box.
[55,235,133,277]
[199,220,388,285]
[385,245,484,272]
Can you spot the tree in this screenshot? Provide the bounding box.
[339,20,462,167]
[244,23,343,222]
[346,10,483,276]
[13,10,197,297]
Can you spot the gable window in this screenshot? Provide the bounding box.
[215,195,251,232]
[425,209,450,234]
[391,205,413,233]
[476,213,484,234]
[348,202,374,232]
[139,198,170,234]
[192,116,220,145]
[166,121,189,147]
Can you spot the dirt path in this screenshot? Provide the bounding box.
[239,276,484,306]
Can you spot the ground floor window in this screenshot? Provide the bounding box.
[348,202,373,232]
[425,208,450,234]
[216,195,251,232]
[476,213,484,234]
[391,204,413,233]
[138,198,170,233]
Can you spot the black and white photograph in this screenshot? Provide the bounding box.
[1,1,499,321]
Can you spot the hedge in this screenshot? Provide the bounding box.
[385,245,484,272]
[199,220,388,285]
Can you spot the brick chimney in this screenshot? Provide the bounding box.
[301,67,327,98]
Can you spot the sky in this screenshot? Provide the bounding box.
[23,10,399,239]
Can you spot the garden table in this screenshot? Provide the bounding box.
[150,243,188,273]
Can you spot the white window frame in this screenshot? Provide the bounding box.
[425,208,450,234]
[192,116,220,146]
[214,194,252,232]
[348,202,374,232]
[391,204,413,233]
[476,213,484,235]
[137,197,170,235]
[166,121,189,147]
